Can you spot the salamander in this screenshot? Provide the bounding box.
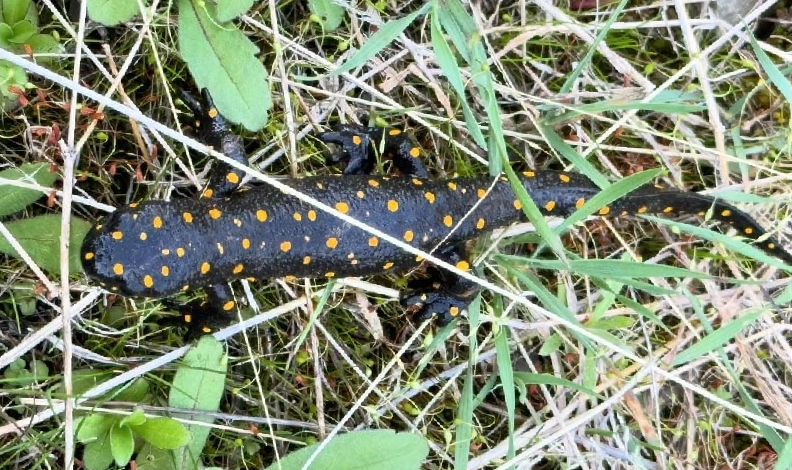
[80,90,792,337]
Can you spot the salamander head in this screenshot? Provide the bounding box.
[80,201,195,297]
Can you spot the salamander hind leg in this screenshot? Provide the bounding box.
[400,245,480,326]
[181,89,249,199]
[317,124,429,177]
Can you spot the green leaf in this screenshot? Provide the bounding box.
[131,417,191,449]
[169,336,227,470]
[332,3,431,76]
[1,0,30,26]
[83,437,114,470]
[538,333,563,356]
[750,34,792,105]
[110,423,134,467]
[26,33,62,58]
[513,372,601,399]
[0,215,91,274]
[671,311,763,366]
[120,408,146,428]
[178,0,271,131]
[76,414,116,443]
[215,0,254,21]
[263,430,428,470]
[774,437,792,470]
[8,19,33,43]
[0,163,57,217]
[86,0,144,26]
[308,0,344,31]
[0,22,13,46]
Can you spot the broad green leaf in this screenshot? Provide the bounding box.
[0,215,91,274]
[110,423,134,467]
[178,0,271,131]
[83,437,114,470]
[131,417,191,449]
[774,437,792,470]
[0,22,12,46]
[332,3,431,77]
[1,0,31,26]
[26,33,62,60]
[309,0,344,31]
[8,19,34,43]
[120,408,146,428]
[215,0,254,21]
[0,162,57,217]
[76,414,116,443]
[169,336,227,470]
[671,311,763,366]
[263,430,428,470]
[538,333,563,356]
[87,0,144,26]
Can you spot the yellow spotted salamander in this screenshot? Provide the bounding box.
[80,90,792,337]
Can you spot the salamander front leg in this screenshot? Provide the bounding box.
[164,284,237,340]
[317,124,429,177]
[400,245,480,326]
[181,89,249,199]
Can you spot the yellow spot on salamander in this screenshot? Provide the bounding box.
[223,300,235,311]
[113,263,124,275]
[208,108,218,118]
[184,314,192,323]
[233,264,244,274]
[226,172,239,184]
[257,209,268,222]
[449,306,460,316]
[335,202,349,214]
[280,241,292,252]
[476,218,485,230]
[183,212,193,223]
[139,232,147,241]
[559,174,571,183]
[389,128,401,136]
[161,266,170,276]
[663,207,673,213]
[448,182,457,191]
[412,178,423,186]
[425,192,435,204]
[293,212,302,221]
[477,188,486,199]
[456,260,470,271]
[209,208,221,219]
[409,147,420,158]
[443,215,453,227]
[352,135,362,145]
[598,206,610,216]
[162,248,170,256]
[638,206,648,213]
[153,216,163,229]
[356,190,365,198]
[176,247,186,257]
[404,230,414,242]
[129,202,138,208]
[513,200,523,210]
[545,201,556,212]
[201,262,211,274]
[745,227,754,235]
[326,237,339,249]
[308,210,317,221]
[383,261,394,269]
[303,256,311,265]
[234,218,242,228]
[368,179,379,188]
[201,188,214,199]
[368,237,379,247]
[575,198,585,209]
[523,171,535,178]
[721,209,731,217]
[768,242,776,249]
[216,243,224,255]
[112,231,123,240]
[84,252,94,260]
[143,275,153,288]
[242,238,251,249]
[202,326,212,333]
[325,272,335,278]
[387,200,399,212]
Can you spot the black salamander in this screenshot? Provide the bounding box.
[80,90,792,337]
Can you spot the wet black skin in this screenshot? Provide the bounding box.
[80,90,792,336]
